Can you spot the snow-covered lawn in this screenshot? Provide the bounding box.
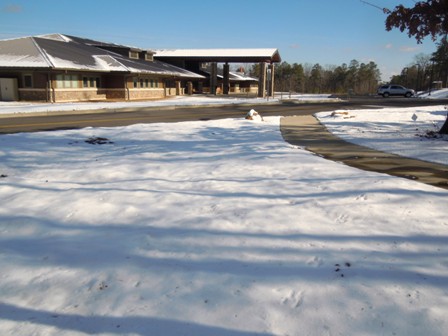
[0,94,336,116]
[0,96,273,115]
[316,105,448,165]
[1,104,448,335]
[418,88,448,99]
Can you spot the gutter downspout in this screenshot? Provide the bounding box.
[125,75,130,101]
[47,71,55,103]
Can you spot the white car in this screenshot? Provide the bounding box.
[377,85,415,98]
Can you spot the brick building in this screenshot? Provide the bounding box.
[0,34,204,102]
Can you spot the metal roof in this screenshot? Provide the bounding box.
[0,34,204,78]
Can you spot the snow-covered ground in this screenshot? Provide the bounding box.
[1,101,448,335]
[316,105,448,165]
[0,94,336,116]
[418,88,448,99]
[0,96,271,115]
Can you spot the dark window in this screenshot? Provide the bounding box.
[83,77,100,88]
[24,75,33,88]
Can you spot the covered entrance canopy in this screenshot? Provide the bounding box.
[154,48,281,97]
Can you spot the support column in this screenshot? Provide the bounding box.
[269,63,275,97]
[223,62,230,95]
[258,62,267,98]
[125,76,130,101]
[186,81,193,95]
[210,62,218,95]
[47,73,55,103]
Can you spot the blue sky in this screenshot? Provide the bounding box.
[0,0,439,81]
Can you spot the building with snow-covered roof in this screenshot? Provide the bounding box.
[154,48,281,97]
[0,34,204,102]
[0,34,281,102]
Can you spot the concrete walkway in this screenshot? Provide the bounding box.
[280,115,448,190]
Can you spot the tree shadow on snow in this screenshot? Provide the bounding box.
[0,302,272,336]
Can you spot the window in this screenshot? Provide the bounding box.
[129,51,139,59]
[56,74,79,88]
[83,77,100,88]
[23,74,33,88]
[132,77,156,89]
[145,53,154,62]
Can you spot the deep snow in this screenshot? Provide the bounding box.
[0,98,448,336]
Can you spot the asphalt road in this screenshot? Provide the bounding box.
[0,96,446,134]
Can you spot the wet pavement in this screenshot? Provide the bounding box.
[280,115,448,190]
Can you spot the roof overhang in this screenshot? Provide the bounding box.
[154,48,281,63]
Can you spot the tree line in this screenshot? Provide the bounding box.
[390,37,448,92]
[248,60,382,95]
[383,0,447,134]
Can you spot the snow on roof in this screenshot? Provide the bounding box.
[229,71,258,81]
[0,37,50,68]
[94,55,129,72]
[155,48,279,58]
[0,34,205,78]
[154,48,282,63]
[64,34,147,52]
[38,33,73,43]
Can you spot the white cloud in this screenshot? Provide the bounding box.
[399,46,420,52]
